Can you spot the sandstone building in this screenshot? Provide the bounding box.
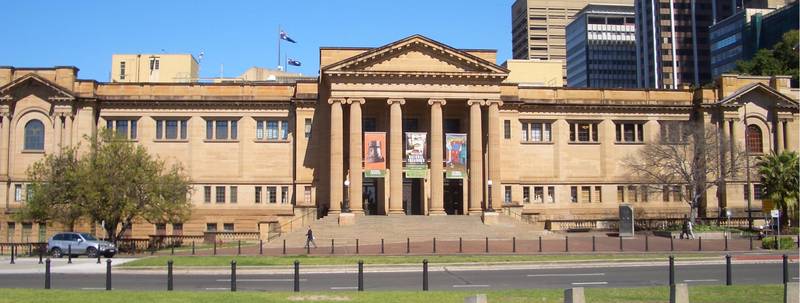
[0,35,797,241]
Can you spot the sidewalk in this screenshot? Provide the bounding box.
[0,257,137,274]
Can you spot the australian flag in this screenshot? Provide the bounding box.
[287,58,302,66]
[280,31,296,43]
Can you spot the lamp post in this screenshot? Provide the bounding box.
[343,180,351,213]
[487,180,494,212]
[742,103,753,231]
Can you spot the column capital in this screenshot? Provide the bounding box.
[467,99,485,106]
[387,98,406,105]
[328,97,347,105]
[427,99,447,106]
[346,97,366,105]
[485,99,503,107]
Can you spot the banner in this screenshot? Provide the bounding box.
[445,133,467,179]
[404,132,427,178]
[363,132,386,178]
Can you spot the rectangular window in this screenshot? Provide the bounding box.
[180,120,187,139]
[641,187,649,202]
[268,186,277,203]
[172,223,183,235]
[21,223,32,242]
[581,186,591,203]
[304,186,312,204]
[223,223,234,232]
[547,186,555,203]
[660,121,690,143]
[569,122,599,142]
[206,119,239,140]
[231,120,238,140]
[215,186,225,203]
[206,223,217,232]
[165,120,178,139]
[523,187,530,203]
[230,186,238,203]
[304,118,312,139]
[258,119,289,141]
[38,223,47,242]
[105,118,138,140]
[628,186,638,202]
[615,122,645,143]
[267,120,279,140]
[156,119,188,140]
[533,186,544,203]
[743,184,750,200]
[204,186,211,203]
[594,186,602,203]
[522,122,552,142]
[14,184,22,202]
[26,186,33,201]
[155,223,167,235]
[255,186,262,203]
[206,120,213,140]
[504,120,511,139]
[216,120,228,140]
[281,186,289,204]
[570,186,578,203]
[672,186,683,202]
[504,186,512,204]
[6,222,15,242]
[753,184,765,200]
[119,61,126,80]
[617,186,625,202]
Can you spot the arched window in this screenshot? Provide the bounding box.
[746,124,763,153]
[24,120,45,150]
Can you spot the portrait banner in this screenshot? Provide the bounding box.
[445,133,467,179]
[404,132,427,178]
[363,132,386,178]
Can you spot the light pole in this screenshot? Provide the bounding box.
[487,180,494,212]
[343,180,351,213]
[742,103,753,231]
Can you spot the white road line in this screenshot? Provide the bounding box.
[683,279,718,282]
[81,288,109,290]
[571,282,608,285]
[215,278,308,282]
[453,284,490,288]
[330,286,359,290]
[204,287,229,290]
[527,273,605,277]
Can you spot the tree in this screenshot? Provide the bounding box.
[77,129,193,243]
[624,124,745,222]
[757,150,799,227]
[16,146,85,231]
[735,30,800,83]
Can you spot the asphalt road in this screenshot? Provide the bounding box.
[0,263,797,291]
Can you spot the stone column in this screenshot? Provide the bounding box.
[486,100,503,211]
[776,120,784,152]
[0,113,9,176]
[54,114,63,149]
[347,98,365,214]
[428,99,446,215]
[387,98,406,215]
[468,100,484,214]
[328,98,345,215]
[65,115,74,146]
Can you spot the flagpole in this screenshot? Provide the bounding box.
[277,25,281,70]
[285,54,288,72]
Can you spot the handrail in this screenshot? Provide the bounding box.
[268,208,318,242]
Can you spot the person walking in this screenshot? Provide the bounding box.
[687,219,695,239]
[679,215,690,239]
[304,226,317,249]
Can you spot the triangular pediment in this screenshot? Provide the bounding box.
[322,35,508,76]
[0,73,75,101]
[717,82,797,108]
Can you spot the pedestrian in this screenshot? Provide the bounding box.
[687,219,695,239]
[305,226,317,249]
[679,215,689,239]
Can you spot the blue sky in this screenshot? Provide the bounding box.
[1,1,512,81]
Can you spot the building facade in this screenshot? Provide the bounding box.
[566,4,638,88]
[511,0,633,83]
[709,1,798,78]
[1,35,797,241]
[111,54,199,83]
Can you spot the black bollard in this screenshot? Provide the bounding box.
[38,246,43,264]
[192,241,195,255]
[619,236,623,251]
[97,250,101,264]
[260,239,263,255]
[331,239,335,254]
[433,237,436,254]
[538,236,543,253]
[381,239,384,254]
[512,237,516,253]
[459,237,462,253]
[106,259,112,291]
[237,240,241,255]
[565,236,569,252]
[68,245,72,264]
[44,258,51,289]
[283,239,286,255]
[725,254,732,286]
[306,240,310,255]
[9,246,14,264]
[592,235,596,252]
[407,238,411,254]
[645,235,649,252]
[698,237,702,251]
[171,244,175,256]
[724,235,728,251]
[357,260,364,291]
[293,260,300,292]
[356,239,359,254]
[485,237,489,253]
[167,260,174,291]
[749,236,753,251]
[669,255,675,286]
[783,254,788,284]
[670,236,674,251]
[213,241,217,256]
[230,260,237,292]
[422,259,429,291]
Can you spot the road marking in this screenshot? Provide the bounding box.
[793,277,799,280]
[204,287,229,291]
[683,279,718,282]
[215,278,308,282]
[527,273,605,277]
[330,286,359,290]
[571,282,608,285]
[81,288,109,290]
[453,284,490,288]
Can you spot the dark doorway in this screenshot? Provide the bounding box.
[444,179,463,215]
[363,181,379,215]
[403,179,423,215]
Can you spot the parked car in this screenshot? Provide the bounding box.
[47,232,116,258]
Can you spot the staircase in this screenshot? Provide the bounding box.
[266,214,548,247]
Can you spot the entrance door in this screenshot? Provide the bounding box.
[444,179,463,215]
[403,179,423,215]
[363,182,379,215]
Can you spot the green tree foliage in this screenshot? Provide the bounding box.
[16,146,84,231]
[735,30,799,82]
[18,129,192,243]
[757,150,799,227]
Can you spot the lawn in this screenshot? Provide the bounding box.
[121,253,716,267]
[0,285,785,303]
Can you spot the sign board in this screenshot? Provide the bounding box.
[363,132,386,178]
[771,209,780,218]
[445,133,467,179]
[618,204,634,237]
[762,199,774,213]
[405,132,427,179]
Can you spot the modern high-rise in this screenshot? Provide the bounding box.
[111,54,199,83]
[566,4,638,88]
[511,0,633,83]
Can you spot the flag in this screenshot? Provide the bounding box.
[287,58,302,66]
[280,31,296,43]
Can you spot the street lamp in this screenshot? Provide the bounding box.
[343,180,351,213]
[487,180,495,212]
[742,103,753,231]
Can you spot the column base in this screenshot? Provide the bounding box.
[338,213,356,225]
[328,210,341,216]
[428,209,447,215]
[468,208,484,216]
[481,211,499,225]
[388,210,406,215]
[350,209,365,215]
